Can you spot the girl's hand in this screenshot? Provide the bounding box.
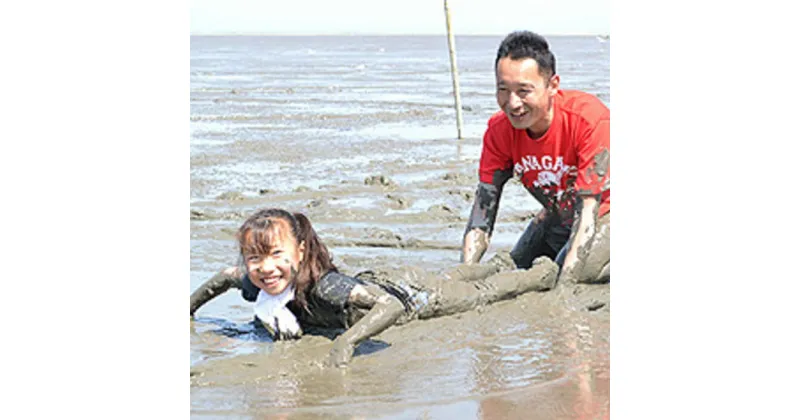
[324,284,404,368]
[327,339,355,367]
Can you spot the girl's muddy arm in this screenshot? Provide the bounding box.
[328,284,405,367]
[190,267,243,316]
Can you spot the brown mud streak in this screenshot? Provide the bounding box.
[593,148,610,177]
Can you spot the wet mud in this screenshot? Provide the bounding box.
[190,278,609,418]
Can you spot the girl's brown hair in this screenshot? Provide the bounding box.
[236,208,337,310]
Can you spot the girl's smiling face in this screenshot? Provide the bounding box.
[241,219,305,296]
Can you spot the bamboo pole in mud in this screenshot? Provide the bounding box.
[443,0,464,140]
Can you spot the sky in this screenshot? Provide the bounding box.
[191,0,610,36]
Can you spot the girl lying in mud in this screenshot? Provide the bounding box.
[190,208,558,367]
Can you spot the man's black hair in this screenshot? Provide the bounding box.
[495,31,556,79]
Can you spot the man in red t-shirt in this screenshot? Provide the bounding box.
[462,31,610,285]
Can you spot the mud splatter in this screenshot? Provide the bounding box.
[593,148,610,178]
[364,175,397,188]
[216,191,245,201]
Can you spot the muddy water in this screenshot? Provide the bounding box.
[190,35,610,419]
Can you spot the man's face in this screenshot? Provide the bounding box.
[495,57,559,134]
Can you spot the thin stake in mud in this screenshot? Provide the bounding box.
[443,0,464,140]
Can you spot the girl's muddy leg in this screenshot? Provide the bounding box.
[485,251,517,271]
[476,257,559,298]
[440,251,517,282]
[417,279,489,319]
[418,257,558,319]
[441,263,499,282]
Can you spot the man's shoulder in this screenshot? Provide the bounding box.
[485,111,514,139]
[487,110,510,130]
[559,90,609,124]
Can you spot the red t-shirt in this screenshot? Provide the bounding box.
[479,90,610,226]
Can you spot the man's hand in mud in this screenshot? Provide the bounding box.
[462,228,489,264]
[326,340,355,368]
[557,264,578,286]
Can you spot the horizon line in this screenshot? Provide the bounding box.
[190,32,610,37]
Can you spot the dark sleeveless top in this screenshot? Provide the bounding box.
[241,270,414,330]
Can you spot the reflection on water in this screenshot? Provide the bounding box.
[191,35,610,418]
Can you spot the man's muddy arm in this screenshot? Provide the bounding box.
[463,228,490,265]
[327,284,405,367]
[562,118,609,280]
[561,196,598,279]
[189,267,243,316]
[462,176,508,264]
